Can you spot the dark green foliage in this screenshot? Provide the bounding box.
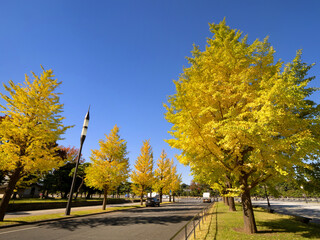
[41,162,76,198]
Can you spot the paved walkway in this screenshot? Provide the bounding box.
[252,200,320,224]
[4,202,141,219]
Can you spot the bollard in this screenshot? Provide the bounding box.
[185,225,188,240]
[193,218,196,239]
[202,210,204,224]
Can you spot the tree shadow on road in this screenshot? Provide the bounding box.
[127,206,203,214]
[38,215,195,231]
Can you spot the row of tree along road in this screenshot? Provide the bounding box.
[1,19,320,235]
[0,67,181,221]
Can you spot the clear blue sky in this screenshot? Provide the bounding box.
[0,0,319,185]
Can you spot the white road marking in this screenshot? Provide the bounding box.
[0,226,38,235]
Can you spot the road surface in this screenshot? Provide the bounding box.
[0,199,206,240]
[252,200,320,224]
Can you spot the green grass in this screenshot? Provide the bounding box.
[0,205,142,227]
[7,197,140,204]
[192,202,320,240]
[9,199,67,204]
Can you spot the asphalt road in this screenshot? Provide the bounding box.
[0,199,206,240]
[252,200,320,224]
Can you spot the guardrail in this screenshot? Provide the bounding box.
[170,201,214,240]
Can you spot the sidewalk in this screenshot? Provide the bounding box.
[252,200,320,224]
[4,202,141,219]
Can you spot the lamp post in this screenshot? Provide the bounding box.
[65,108,90,215]
[300,185,308,204]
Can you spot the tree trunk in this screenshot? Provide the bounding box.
[264,185,271,208]
[102,187,108,210]
[116,187,119,199]
[140,193,144,205]
[159,188,163,203]
[169,194,172,202]
[63,191,68,199]
[228,197,236,211]
[226,197,230,206]
[225,179,234,209]
[173,194,175,202]
[75,178,84,200]
[241,188,257,233]
[223,196,227,205]
[0,167,22,221]
[12,192,17,199]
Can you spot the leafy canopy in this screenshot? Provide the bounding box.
[85,125,129,191]
[131,140,154,196]
[168,164,182,195]
[164,19,320,192]
[153,150,172,194]
[0,67,70,175]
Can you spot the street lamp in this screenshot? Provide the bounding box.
[65,108,90,215]
[300,185,308,204]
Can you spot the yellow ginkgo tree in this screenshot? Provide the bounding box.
[165,19,320,233]
[0,67,70,221]
[131,140,154,205]
[85,125,129,210]
[168,164,182,202]
[153,150,172,202]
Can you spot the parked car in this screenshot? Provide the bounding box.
[146,196,160,207]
